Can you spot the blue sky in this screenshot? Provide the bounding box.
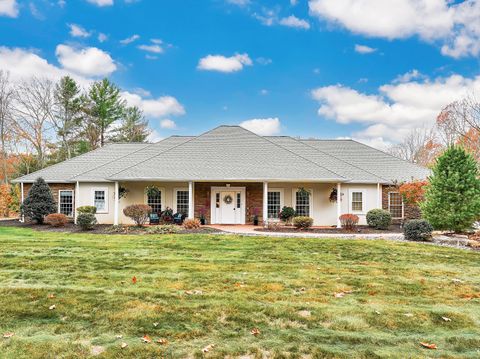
[1,0,479,148]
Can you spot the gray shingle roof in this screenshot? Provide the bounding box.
[13,125,430,184]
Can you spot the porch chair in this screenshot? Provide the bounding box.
[173,212,187,225]
[149,213,160,225]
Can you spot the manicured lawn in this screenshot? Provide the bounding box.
[1,227,480,358]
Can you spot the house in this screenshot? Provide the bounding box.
[13,125,430,227]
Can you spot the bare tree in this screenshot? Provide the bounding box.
[12,77,55,168]
[0,71,14,184]
[388,128,442,166]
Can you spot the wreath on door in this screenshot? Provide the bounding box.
[223,194,233,204]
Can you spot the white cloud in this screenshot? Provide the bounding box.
[290,0,298,5]
[120,34,140,45]
[226,0,250,6]
[354,44,376,54]
[393,69,425,83]
[133,87,151,97]
[260,89,269,95]
[311,73,480,147]
[308,0,480,58]
[160,119,177,129]
[138,44,163,53]
[121,92,185,118]
[197,53,252,73]
[240,118,281,136]
[145,54,158,60]
[98,33,108,42]
[256,57,272,65]
[279,15,310,29]
[86,0,113,6]
[147,129,163,143]
[68,23,91,38]
[55,44,117,77]
[0,0,18,17]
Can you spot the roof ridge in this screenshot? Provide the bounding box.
[296,137,389,182]
[70,141,157,180]
[238,126,346,180]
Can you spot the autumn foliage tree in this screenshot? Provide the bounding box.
[399,180,428,205]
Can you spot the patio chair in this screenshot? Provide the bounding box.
[173,212,187,225]
[149,213,160,225]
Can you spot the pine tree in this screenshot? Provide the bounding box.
[21,177,57,224]
[112,106,150,143]
[421,146,480,232]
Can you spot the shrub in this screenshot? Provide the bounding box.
[366,209,392,230]
[21,177,56,224]
[77,213,97,231]
[77,206,97,214]
[404,219,433,241]
[45,213,68,227]
[146,225,182,234]
[293,216,313,229]
[279,206,296,223]
[339,214,359,231]
[123,204,151,226]
[399,181,428,205]
[421,146,480,233]
[183,218,201,230]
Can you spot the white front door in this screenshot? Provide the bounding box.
[220,191,236,224]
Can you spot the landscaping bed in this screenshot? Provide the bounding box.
[0,219,222,235]
[255,224,403,234]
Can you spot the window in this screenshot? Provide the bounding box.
[216,193,220,208]
[147,192,162,214]
[93,189,107,213]
[295,190,310,217]
[59,190,73,217]
[351,191,364,212]
[236,192,241,209]
[389,192,403,218]
[268,191,281,219]
[176,190,189,215]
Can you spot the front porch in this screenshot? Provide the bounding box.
[83,180,385,227]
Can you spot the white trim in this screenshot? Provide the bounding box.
[188,181,194,219]
[349,189,366,214]
[336,183,341,228]
[388,191,404,219]
[174,187,189,215]
[75,181,79,224]
[263,182,268,224]
[91,187,109,214]
[20,182,24,223]
[57,189,74,217]
[267,188,284,220]
[210,186,246,224]
[114,181,119,226]
[376,183,381,208]
[144,186,165,213]
[292,187,314,217]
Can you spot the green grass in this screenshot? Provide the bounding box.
[1,227,480,358]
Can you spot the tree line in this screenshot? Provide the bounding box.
[0,71,151,184]
[388,94,480,167]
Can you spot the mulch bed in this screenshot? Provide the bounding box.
[0,219,222,235]
[255,225,403,234]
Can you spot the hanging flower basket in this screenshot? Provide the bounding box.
[119,186,129,199]
[297,187,311,197]
[329,188,337,203]
[145,185,160,197]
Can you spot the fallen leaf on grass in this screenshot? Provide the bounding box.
[141,335,152,343]
[452,278,463,284]
[132,276,137,284]
[47,293,55,299]
[404,313,414,317]
[374,310,381,315]
[202,344,215,353]
[185,290,203,295]
[334,290,352,298]
[3,332,14,338]
[49,304,56,310]
[116,335,123,339]
[156,338,168,345]
[251,328,261,336]
[153,322,159,327]
[420,342,437,349]
[121,342,128,349]
[442,316,452,322]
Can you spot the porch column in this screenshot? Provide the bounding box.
[114,181,119,226]
[336,182,342,228]
[74,181,79,225]
[188,181,194,219]
[20,182,24,223]
[377,183,381,208]
[263,181,268,225]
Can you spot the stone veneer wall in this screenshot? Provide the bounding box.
[194,182,263,224]
[382,185,421,222]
